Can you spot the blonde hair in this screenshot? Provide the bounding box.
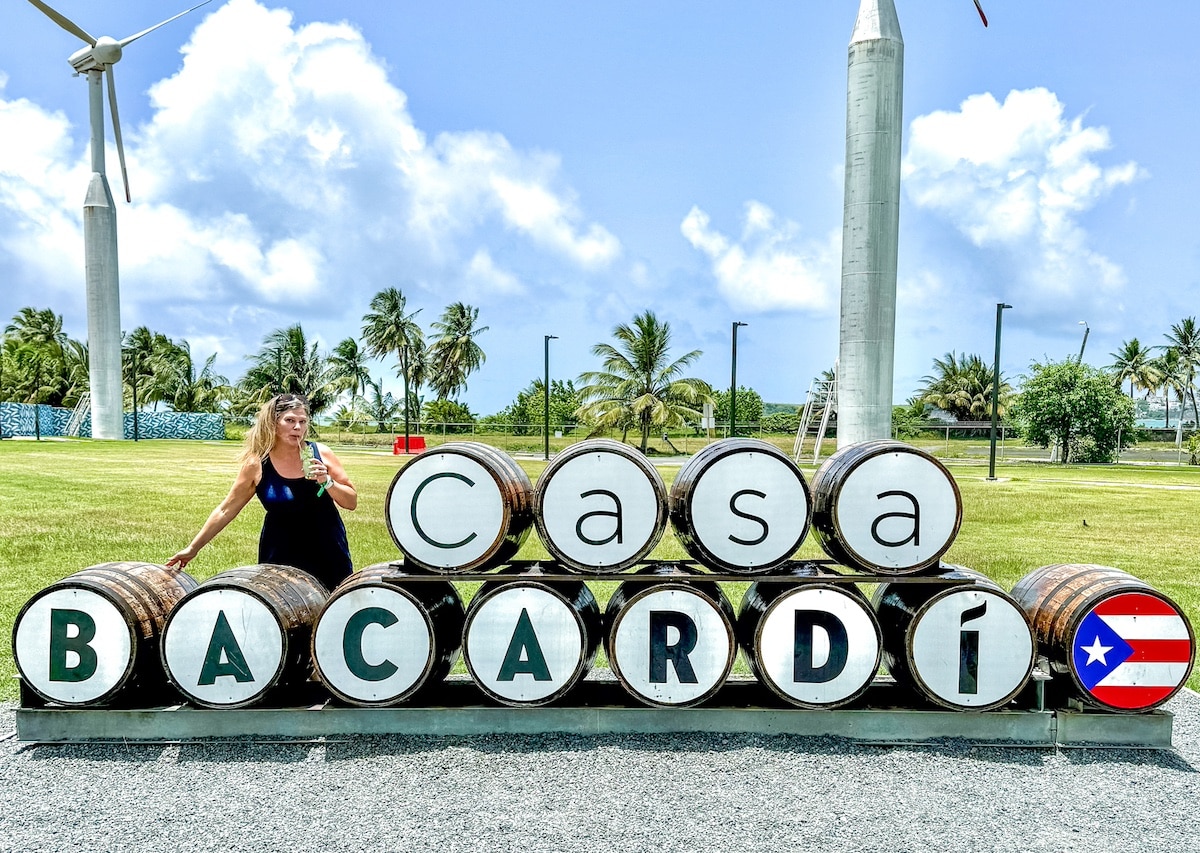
[238,394,310,465]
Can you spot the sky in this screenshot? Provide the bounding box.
[2,0,1197,417]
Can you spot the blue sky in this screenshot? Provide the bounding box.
[2,0,1196,416]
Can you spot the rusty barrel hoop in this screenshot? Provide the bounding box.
[669,438,811,574]
[604,564,736,708]
[737,567,881,709]
[534,438,668,573]
[161,563,329,709]
[462,570,602,706]
[312,562,464,707]
[13,561,198,707]
[811,439,962,575]
[872,566,1035,711]
[385,441,534,573]
[1011,563,1195,712]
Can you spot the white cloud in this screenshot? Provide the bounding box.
[0,0,617,369]
[904,88,1141,305]
[681,202,837,313]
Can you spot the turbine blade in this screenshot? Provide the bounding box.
[973,0,989,27]
[118,0,214,48]
[26,0,96,45]
[106,67,131,203]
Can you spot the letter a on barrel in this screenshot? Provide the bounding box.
[463,580,601,706]
[811,441,962,574]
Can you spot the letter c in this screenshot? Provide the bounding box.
[411,472,479,550]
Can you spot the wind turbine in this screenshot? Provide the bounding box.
[837,0,987,447]
[25,0,212,439]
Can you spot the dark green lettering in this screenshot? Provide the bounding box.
[198,611,254,685]
[411,472,479,549]
[576,489,623,546]
[497,608,552,682]
[793,609,849,683]
[343,607,400,682]
[48,609,98,683]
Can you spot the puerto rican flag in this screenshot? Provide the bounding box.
[1072,592,1194,710]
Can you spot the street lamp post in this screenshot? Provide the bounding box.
[730,322,747,438]
[988,303,1012,481]
[1077,320,1090,364]
[544,334,557,461]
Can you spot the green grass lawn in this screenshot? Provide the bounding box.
[2,437,1198,701]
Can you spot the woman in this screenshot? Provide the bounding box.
[167,393,357,590]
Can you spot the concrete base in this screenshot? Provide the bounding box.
[15,680,1174,748]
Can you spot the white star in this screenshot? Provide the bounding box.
[1080,636,1113,666]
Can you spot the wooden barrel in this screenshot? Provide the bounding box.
[604,564,736,707]
[13,561,197,706]
[669,438,811,574]
[161,563,329,709]
[811,439,962,574]
[385,441,534,573]
[1011,564,1195,712]
[872,566,1035,711]
[311,562,464,707]
[737,566,881,708]
[535,439,668,573]
[462,568,602,706]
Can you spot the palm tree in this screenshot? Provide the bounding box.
[362,288,426,444]
[328,337,372,400]
[1163,317,1200,425]
[1108,338,1159,398]
[576,310,714,453]
[5,307,69,351]
[1152,347,1190,432]
[918,352,1012,421]
[237,325,337,416]
[427,302,489,400]
[361,376,402,433]
[161,341,230,413]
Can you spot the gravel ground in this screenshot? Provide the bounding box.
[2,693,1198,853]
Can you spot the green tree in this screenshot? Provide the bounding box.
[161,341,230,413]
[328,337,372,399]
[1163,317,1200,425]
[577,310,713,453]
[1151,347,1191,430]
[1108,338,1159,398]
[362,288,426,442]
[713,386,764,433]
[1009,359,1135,463]
[422,398,475,433]
[361,376,402,433]
[427,302,488,400]
[3,307,83,407]
[918,351,1013,421]
[237,325,337,416]
[501,378,581,435]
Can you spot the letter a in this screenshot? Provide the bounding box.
[198,611,255,685]
[497,608,552,681]
[576,489,623,546]
[48,609,98,683]
[870,490,921,548]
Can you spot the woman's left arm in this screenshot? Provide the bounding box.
[314,444,358,511]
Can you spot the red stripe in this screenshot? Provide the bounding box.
[1092,593,1180,618]
[1088,684,1176,710]
[1125,639,1194,663]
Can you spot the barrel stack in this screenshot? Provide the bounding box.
[11,438,1194,717]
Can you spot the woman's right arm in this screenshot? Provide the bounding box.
[166,459,261,569]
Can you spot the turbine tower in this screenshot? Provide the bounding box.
[26,0,211,439]
[837,0,985,448]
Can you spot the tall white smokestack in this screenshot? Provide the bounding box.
[838,0,903,447]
